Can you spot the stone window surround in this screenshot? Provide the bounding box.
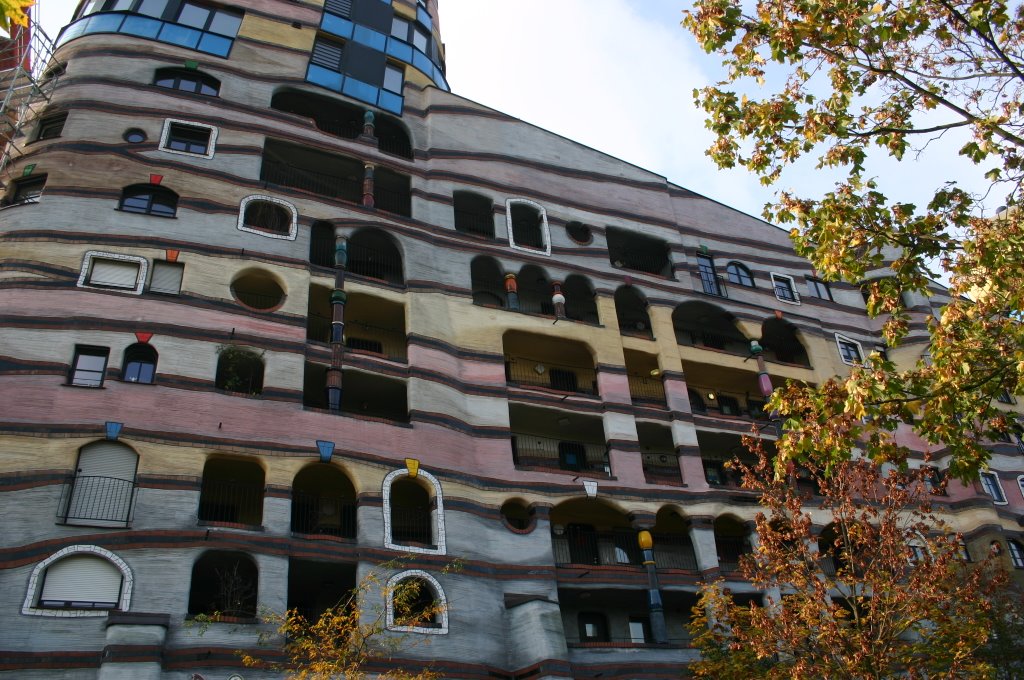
[22,544,133,617]
[505,198,551,256]
[385,569,449,634]
[237,194,299,241]
[158,118,218,159]
[77,250,148,295]
[382,467,446,555]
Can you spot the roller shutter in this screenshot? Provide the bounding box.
[39,555,122,609]
[88,258,140,289]
[65,443,138,526]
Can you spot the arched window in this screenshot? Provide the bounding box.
[470,256,505,308]
[118,184,178,217]
[291,464,357,538]
[122,343,157,384]
[238,196,297,239]
[348,228,404,285]
[188,551,258,619]
[562,275,599,324]
[198,458,265,526]
[215,347,265,395]
[453,191,494,238]
[22,545,133,616]
[61,441,139,527]
[385,570,448,634]
[383,468,446,555]
[726,262,754,287]
[153,67,220,96]
[614,286,652,337]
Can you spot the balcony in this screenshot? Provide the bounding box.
[288,559,356,625]
[307,288,407,361]
[559,589,698,658]
[606,227,672,277]
[453,192,495,238]
[673,301,750,357]
[303,364,409,421]
[552,529,642,567]
[687,385,767,421]
[291,463,357,538]
[639,423,680,485]
[56,475,136,526]
[198,479,264,526]
[512,434,609,476]
[506,357,597,396]
[626,349,666,408]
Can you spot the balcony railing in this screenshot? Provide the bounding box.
[512,434,609,476]
[374,184,411,217]
[505,357,597,395]
[642,463,682,486]
[261,159,362,203]
[688,386,767,420]
[716,536,750,573]
[454,209,494,237]
[698,271,729,298]
[291,491,356,538]
[653,534,698,570]
[306,316,407,361]
[552,529,643,566]
[197,479,264,525]
[347,242,403,285]
[676,328,749,355]
[609,249,669,277]
[390,506,433,545]
[566,636,692,648]
[628,374,667,407]
[56,475,136,525]
[310,233,336,268]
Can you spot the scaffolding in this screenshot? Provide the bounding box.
[0,6,60,187]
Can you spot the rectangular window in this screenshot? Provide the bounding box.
[771,273,800,304]
[981,471,1007,504]
[160,119,216,158]
[70,346,110,387]
[997,389,1016,405]
[36,113,67,140]
[696,254,724,296]
[311,37,344,71]
[391,16,409,40]
[4,174,47,205]
[628,617,651,644]
[807,277,833,301]
[836,335,863,365]
[149,260,184,295]
[324,0,352,17]
[87,257,142,289]
[383,64,404,94]
[412,25,429,52]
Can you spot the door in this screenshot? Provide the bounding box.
[64,442,138,526]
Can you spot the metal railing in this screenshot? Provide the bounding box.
[261,159,362,203]
[676,328,749,355]
[512,434,609,476]
[653,534,699,570]
[56,475,136,525]
[377,133,413,159]
[698,271,729,298]
[643,463,682,486]
[454,209,494,237]
[291,491,356,538]
[566,636,692,648]
[552,529,643,566]
[517,295,556,316]
[505,357,598,395]
[564,301,600,324]
[313,118,362,140]
[716,536,750,573]
[609,248,669,276]
[374,184,411,217]
[390,506,433,545]
[197,479,264,525]
[310,233,336,268]
[306,316,407,361]
[628,374,667,406]
[348,242,403,284]
[687,385,767,420]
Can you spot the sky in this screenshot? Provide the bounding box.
[36,0,993,224]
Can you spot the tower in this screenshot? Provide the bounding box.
[1,1,1022,678]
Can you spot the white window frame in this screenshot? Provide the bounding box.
[505,198,551,256]
[1009,539,1024,569]
[382,467,446,555]
[77,251,147,295]
[770,272,801,305]
[158,118,218,159]
[385,569,448,634]
[835,334,865,366]
[237,194,298,241]
[22,545,133,617]
[982,471,1007,504]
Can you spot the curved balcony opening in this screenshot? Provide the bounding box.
[503,330,596,396]
[615,286,652,338]
[559,588,698,649]
[606,226,671,277]
[551,499,639,567]
[652,508,697,570]
[625,350,665,408]
[302,364,409,421]
[348,228,404,285]
[673,301,749,356]
[310,221,336,268]
[510,404,608,476]
[761,317,811,367]
[516,264,554,316]
[562,274,599,324]
[454,192,495,238]
[471,256,506,308]
[682,361,778,422]
[291,464,356,538]
[375,115,413,160]
[346,293,407,360]
[188,551,258,620]
[198,458,264,527]
[271,89,363,139]
[638,423,679,486]
[261,139,362,203]
[288,559,356,624]
[714,515,752,574]
[374,167,411,217]
[699,431,762,489]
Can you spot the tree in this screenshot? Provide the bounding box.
[0,0,32,34]
[683,0,1024,480]
[234,562,447,680]
[687,449,1006,678]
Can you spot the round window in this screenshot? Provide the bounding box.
[566,221,593,245]
[500,499,534,532]
[231,271,286,311]
[123,128,147,143]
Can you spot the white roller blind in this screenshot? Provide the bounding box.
[149,261,184,295]
[39,555,122,607]
[89,258,140,289]
[77,442,138,481]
